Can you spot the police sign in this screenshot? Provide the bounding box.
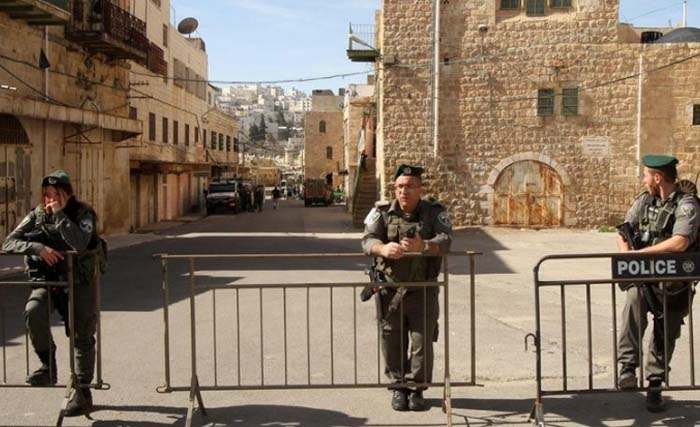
[612,253,700,279]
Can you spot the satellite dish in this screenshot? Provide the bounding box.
[177,17,199,35]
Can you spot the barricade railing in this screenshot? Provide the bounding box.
[0,251,109,427]
[155,251,481,427]
[528,252,699,426]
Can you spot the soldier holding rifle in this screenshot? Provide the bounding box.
[361,164,452,411]
[616,155,698,412]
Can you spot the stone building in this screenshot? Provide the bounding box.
[127,0,238,230]
[303,90,344,188]
[0,0,144,238]
[371,0,700,227]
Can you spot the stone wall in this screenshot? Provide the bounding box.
[378,0,700,227]
[304,111,344,188]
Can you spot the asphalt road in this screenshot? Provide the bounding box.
[0,199,698,427]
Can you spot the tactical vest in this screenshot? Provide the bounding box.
[639,191,692,248]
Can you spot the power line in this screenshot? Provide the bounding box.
[129,68,374,85]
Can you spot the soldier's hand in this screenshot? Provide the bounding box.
[400,236,424,253]
[381,242,404,259]
[45,189,67,213]
[39,246,64,266]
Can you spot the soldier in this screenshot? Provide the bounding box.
[2,170,105,417]
[616,155,698,412]
[361,164,452,411]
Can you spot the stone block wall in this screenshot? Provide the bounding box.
[304,111,344,188]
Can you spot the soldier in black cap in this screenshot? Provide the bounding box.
[361,164,452,411]
[616,155,699,412]
[2,170,105,417]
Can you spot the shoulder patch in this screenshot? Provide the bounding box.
[437,211,452,228]
[79,218,94,234]
[364,208,382,226]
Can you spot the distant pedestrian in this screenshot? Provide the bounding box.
[255,185,264,212]
[272,186,281,209]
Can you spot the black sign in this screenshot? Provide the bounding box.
[612,253,700,279]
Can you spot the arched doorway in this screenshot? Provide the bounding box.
[493,160,563,226]
[0,114,32,240]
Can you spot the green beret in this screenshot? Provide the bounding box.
[642,155,678,169]
[393,164,424,181]
[41,170,71,188]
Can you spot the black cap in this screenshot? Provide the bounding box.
[393,164,424,181]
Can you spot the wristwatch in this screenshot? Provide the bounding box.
[422,240,430,254]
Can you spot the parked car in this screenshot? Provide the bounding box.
[205,180,241,215]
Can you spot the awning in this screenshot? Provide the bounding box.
[0,93,142,141]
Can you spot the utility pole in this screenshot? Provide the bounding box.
[432,0,441,158]
[682,0,688,27]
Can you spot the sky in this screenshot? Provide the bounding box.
[170,0,700,95]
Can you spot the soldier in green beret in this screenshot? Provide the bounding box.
[2,170,105,417]
[361,164,452,411]
[616,155,699,412]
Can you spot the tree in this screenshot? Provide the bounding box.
[248,122,259,141]
[258,116,267,141]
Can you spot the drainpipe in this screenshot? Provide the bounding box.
[636,50,644,175]
[43,26,49,176]
[432,0,440,158]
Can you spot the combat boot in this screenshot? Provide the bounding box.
[391,389,408,411]
[64,386,93,417]
[25,349,57,386]
[408,390,427,411]
[646,379,665,413]
[618,365,637,390]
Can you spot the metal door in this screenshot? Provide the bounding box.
[494,160,563,226]
[0,146,32,240]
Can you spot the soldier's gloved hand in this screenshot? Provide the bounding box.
[381,242,404,259]
[39,246,64,266]
[400,236,424,253]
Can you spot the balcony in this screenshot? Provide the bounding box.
[0,0,71,26]
[347,23,379,63]
[66,0,148,61]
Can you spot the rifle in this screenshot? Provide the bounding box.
[616,222,666,346]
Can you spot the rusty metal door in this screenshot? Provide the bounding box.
[494,161,563,226]
[0,146,32,240]
[64,142,104,223]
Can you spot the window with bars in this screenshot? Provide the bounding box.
[185,124,190,146]
[537,89,555,116]
[202,129,207,146]
[226,135,231,152]
[550,0,572,7]
[173,120,179,144]
[562,88,579,116]
[234,137,239,152]
[694,105,700,126]
[148,113,156,141]
[211,131,217,150]
[194,126,199,143]
[162,117,168,143]
[218,134,224,151]
[526,0,545,16]
[501,0,520,9]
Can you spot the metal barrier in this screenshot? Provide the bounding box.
[0,251,109,427]
[528,252,699,426]
[155,252,480,427]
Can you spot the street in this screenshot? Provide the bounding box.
[1,199,699,427]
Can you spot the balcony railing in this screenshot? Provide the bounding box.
[347,23,379,62]
[67,0,148,60]
[0,0,71,26]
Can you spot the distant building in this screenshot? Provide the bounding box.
[304,90,344,188]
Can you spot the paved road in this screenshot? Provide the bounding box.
[0,199,698,427]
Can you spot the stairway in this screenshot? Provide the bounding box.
[352,157,378,228]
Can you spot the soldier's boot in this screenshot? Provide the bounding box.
[64,386,93,417]
[25,348,57,386]
[408,390,427,411]
[391,389,408,411]
[646,379,665,413]
[618,365,637,390]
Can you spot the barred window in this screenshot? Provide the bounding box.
[218,134,224,151]
[234,137,239,152]
[562,88,579,116]
[693,105,700,126]
[202,129,207,146]
[162,117,168,143]
[226,135,231,152]
[211,131,217,150]
[501,0,520,9]
[173,120,179,144]
[195,126,199,143]
[148,113,156,141]
[526,0,545,16]
[185,124,190,146]
[537,89,555,116]
[550,0,572,7]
